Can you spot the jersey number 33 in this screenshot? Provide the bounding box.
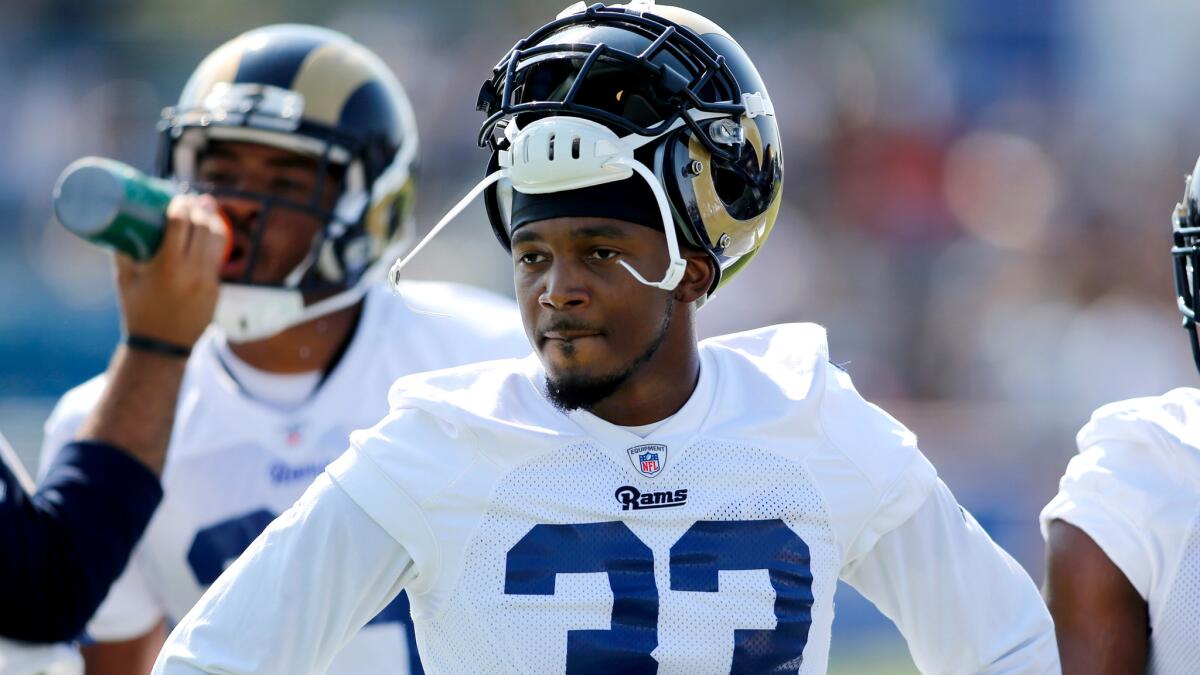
[505,519,813,674]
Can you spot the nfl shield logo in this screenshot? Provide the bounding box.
[627,444,667,478]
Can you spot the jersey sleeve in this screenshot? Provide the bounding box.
[0,442,162,644]
[323,407,461,596]
[1039,429,1167,600]
[844,480,1060,674]
[154,472,415,675]
[815,363,939,565]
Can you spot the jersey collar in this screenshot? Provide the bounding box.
[523,348,719,479]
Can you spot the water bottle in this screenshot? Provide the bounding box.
[52,157,179,260]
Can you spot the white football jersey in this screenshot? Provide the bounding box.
[1041,387,1200,674]
[156,323,1057,675]
[42,281,529,675]
[0,638,82,675]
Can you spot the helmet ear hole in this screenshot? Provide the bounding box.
[711,140,765,210]
[711,161,745,205]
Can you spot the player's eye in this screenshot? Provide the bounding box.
[269,177,313,199]
[200,170,238,188]
[589,248,620,261]
[518,251,548,265]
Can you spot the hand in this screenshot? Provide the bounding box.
[116,193,228,348]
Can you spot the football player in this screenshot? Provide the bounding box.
[154,5,1059,673]
[1041,158,1200,674]
[41,24,528,675]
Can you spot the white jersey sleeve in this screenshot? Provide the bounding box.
[0,638,82,675]
[154,472,414,675]
[811,360,1056,673]
[1039,393,1196,600]
[40,376,165,641]
[815,363,939,566]
[1040,389,1200,673]
[1040,440,1156,599]
[844,480,1059,674]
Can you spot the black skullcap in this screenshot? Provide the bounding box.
[509,175,663,234]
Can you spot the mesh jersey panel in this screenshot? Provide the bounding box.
[1149,508,1200,674]
[413,437,841,674]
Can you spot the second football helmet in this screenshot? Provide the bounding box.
[159,24,418,341]
[1173,157,1200,374]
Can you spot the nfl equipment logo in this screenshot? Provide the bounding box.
[640,452,659,474]
[627,444,667,478]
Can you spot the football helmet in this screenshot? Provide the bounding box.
[158,24,418,342]
[388,1,782,299]
[1172,157,1200,374]
[475,1,783,297]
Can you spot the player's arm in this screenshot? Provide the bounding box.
[83,622,167,675]
[1043,520,1149,675]
[75,194,227,475]
[842,479,1060,674]
[153,473,415,675]
[0,441,162,644]
[0,195,225,646]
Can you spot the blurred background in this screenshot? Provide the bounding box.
[2,0,1196,671]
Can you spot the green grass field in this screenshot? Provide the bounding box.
[828,643,918,675]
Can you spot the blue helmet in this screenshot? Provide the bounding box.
[158,24,418,340]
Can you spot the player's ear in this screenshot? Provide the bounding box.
[673,247,716,305]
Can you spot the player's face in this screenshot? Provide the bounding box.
[512,217,675,407]
[195,141,341,285]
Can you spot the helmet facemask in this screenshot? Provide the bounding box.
[1173,168,1200,374]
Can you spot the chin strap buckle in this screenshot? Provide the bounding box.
[742,91,773,118]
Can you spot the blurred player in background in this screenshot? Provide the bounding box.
[1042,158,1200,674]
[1,198,224,675]
[41,23,528,675]
[155,4,1058,673]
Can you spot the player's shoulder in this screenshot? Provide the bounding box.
[333,356,571,568]
[701,323,937,560]
[1080,387,1200,459]
[702,323,930,492]
[1051,387,1200,507]
[352,355,571,491]
[1041,388,1200,599]
[383,354,568,441]
[1043,388,1200,529]
[700,322,830,380]
[698,324,827,441]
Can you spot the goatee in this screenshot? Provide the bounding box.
[544,300,674,413]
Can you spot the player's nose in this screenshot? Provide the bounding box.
[539,259,589,311]
[215,193,260,233]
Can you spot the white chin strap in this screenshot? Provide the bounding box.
[389,112,726,293]
[217,239,409,343]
